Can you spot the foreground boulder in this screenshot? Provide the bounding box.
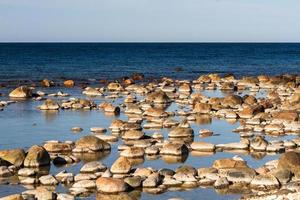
[24,145,50,167]
[96,177,129,193]
[278,152,300,176]
[9,86,32,98]
[73,136,111,153]
[0,148,25,167]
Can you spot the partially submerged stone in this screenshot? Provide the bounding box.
[24,145,50,167]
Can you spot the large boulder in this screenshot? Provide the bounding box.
[73,135,111,153]
[278,152,300,176]
[24,145,50,167]
[0,148,25,167]
[96,177,129,193]
[9,86,32,98]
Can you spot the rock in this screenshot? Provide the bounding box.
[133,168,153,178]
[72,180,96,189]
[73,135,110,153]
[278,152,300,176]
[0,166,13,177]
[80,161,107,173]
[190,142,215,152]
[250,136,268,151]
[39,174,58,185]
[9,86,32,98]
[168,126,194,138]
[55,171,74,184]
[120,147,145,158]
[250,174,280,189]
[146,91,170,104]
[41,79,54,87]
[271,169,292,184]
[160,143,188,156]
[212,158,248,169]
[90,127,107,133]
[239,105,264,119]
[111,157,132,174]
[82,87,103,96]
[24,145,50,167]
[18,168,36,176]
[43,141,72,153]
[174,165,197,182]
[222,95,243,108]
[124,176,142,188]
[214,177,229,189]
[193,103,211,114]
[107,82,123,91]
[142,173,162,188]
[96,177,129,193]
[64,80,74,87]
[273,111,299,121]
[122,130,144,140]
[39,99,60,110]
[199,129,213,137]
[220,167,256,184]
[71,127,83,132]
[0,148,25,167]
[0,194,24,200]
[57,194,75,200]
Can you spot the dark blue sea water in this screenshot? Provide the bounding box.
[0,43,300,82]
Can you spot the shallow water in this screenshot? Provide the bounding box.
[0,86,292,199]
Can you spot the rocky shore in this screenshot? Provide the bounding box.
[0,73,299,200]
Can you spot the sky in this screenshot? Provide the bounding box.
[0,0,300,42]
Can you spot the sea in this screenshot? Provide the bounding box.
[0,43,300,83]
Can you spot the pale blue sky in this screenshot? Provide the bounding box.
[0,0,300,42]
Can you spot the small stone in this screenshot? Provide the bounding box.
[80,161,107,173]
[39,175,58,185]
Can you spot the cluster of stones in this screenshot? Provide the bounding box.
[1,73,299,199]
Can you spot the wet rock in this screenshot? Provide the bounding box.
[90,127,107,133]
[142,172,162,188]
[213,158,248,169]
[146,91,170,104]
[80,161,107,173]
[250,136,268,151]
[193,102,211,114]
[124,176,142,188]
[44,141,73,153]
[9,86,32,98]
[0,194,24,200]
[120,147,145,158]
[72,180,96,189]
[39,99,60,110]
[39,174,58,185]
[190,142,215,152]
[82,87,103,96]
[71,127,83,132]
[75,173,97,181]
[250,174,280,189]
[273,111,299,121]
[64,80,74,87]
[168,126,194,138]
[0,148,25,167]
[107,82,123,91]
[214,177,229,189]
[278,152,300,176]
[122,130,144,140]
[18,168,36,177]
[0,166,13,177]
[145,146,159,155]
[111,157,132,174]
[55,170,74,184]
[174,165,197,182]
[73,135,111,153]
[160,143,188,156]
[222,95,243,108]
[24,145,50,167]
[96,177,129,193]
[57,194,75,200]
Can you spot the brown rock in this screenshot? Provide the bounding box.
[0,148,25,167]
[278,152,300,176]
[212,158,248,169]
[64,80,74,87]
[96,177,129,193]
[24,145,50,167]
[9,86,32,98]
